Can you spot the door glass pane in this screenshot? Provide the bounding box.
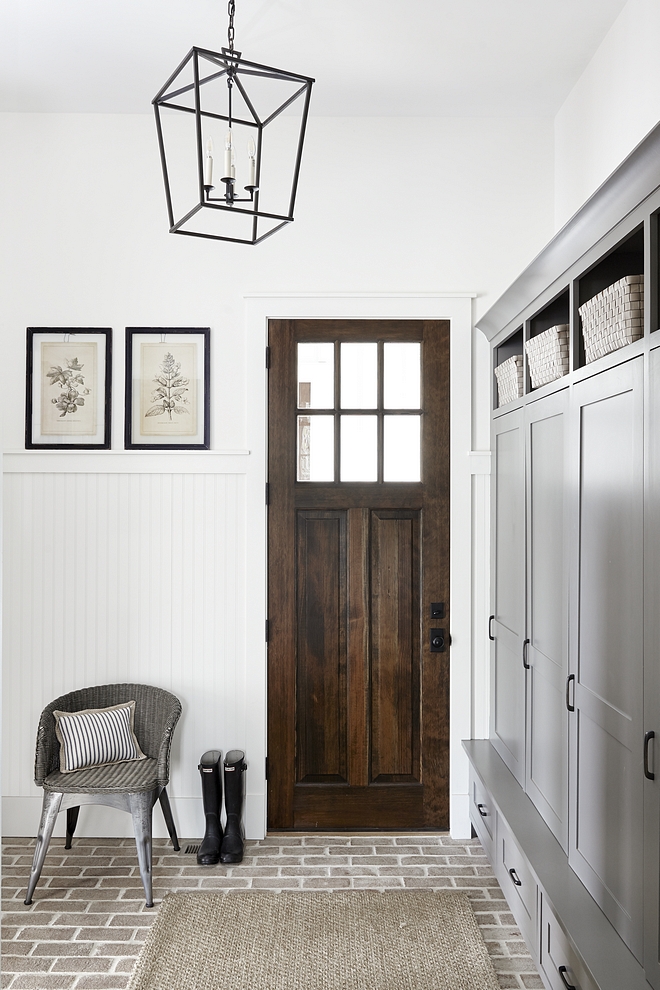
[341,342,377,409]
[297,343,334,409]
[384,342,421,409]
[297,415,334,481]
[384,416,421,481]
[340,416,377,481]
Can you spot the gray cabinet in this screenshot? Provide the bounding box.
[490,391,570,845]
[568,358,644,959]
[525,390,569,850]
[490,408,526,784]
[644,344,660,988]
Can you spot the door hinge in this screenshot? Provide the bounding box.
[265,618,270,642]
[265,346,271,369]
[265,756,269,780]
[265,482,270,505]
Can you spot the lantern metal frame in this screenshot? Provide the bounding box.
[153,45,314,245]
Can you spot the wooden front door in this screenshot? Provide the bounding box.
[267,319,450,830]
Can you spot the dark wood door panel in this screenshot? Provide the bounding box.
[296,511,348,783]
[293,784,424,830]
[371,511,421,782]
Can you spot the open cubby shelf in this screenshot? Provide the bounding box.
[529,287,570,338]
[495,327,523,366]
[577,225,644,307]
[493,327,523,409]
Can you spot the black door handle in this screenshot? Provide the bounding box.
[477,803,488,818]
[558,966,577,990]
[430,628,445,653]
[522,639,530,670]
[566,674,575,713]
[508,867,522,887]
[488,615,495,641]
[645,730,655,780]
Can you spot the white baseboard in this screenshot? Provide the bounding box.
[449,793,471,839]
[2,794,267,841]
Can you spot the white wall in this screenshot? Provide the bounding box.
[554,0,660,230]
[0,110,555,839]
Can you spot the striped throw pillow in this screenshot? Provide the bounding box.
[53,701,146,774]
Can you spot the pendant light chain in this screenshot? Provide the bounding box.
[227,0,236,53]
[226,0,236,128]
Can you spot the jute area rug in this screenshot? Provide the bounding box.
[127,890,500,990]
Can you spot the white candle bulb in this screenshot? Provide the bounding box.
[204,137,214,187]
[224,130,233,180]
[247,136,257,187]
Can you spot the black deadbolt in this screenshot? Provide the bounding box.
[430,628,445,653]
[430,602,445,619]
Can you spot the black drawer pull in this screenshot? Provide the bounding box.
[477,803,488,818]
[523,638,530,670]
[508,867,522,887]
[645,730,655,780]
[558,965,577,990]
[566,673,575,713]
[488,615,495,641]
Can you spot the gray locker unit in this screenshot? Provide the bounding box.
[468,119,660,990]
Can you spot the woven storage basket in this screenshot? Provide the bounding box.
[579,275,643,364]
[525,324,569,389]
[494,354,523,407]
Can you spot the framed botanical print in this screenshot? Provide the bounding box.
[25,328,112,449]
[125,328,210,449]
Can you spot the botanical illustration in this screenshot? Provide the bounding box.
[139,342,197,437]
[145,352,191,421]
[40,341,97,435]
[47,356,91,417]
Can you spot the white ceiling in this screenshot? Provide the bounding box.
[0,0,628,116]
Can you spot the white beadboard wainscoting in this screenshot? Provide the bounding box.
[2,453,268,841]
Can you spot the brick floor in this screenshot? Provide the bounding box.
[2,835,542,989]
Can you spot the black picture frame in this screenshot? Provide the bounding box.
[25,328,113,449]
[125,328,210,450]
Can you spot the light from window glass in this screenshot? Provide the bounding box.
[297,343,334,409]
[340,416,377,481]
[384,416,421,481]
[297,415,334,481]
[384,342,421,409]
[341,342,377,409]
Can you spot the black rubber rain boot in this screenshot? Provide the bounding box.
[197,750,223,866]
[220,750,247,864]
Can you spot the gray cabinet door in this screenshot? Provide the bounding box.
[568,357,644,959]
[525,389,569,851]
[644,345,660,988]
[490,408,526,784]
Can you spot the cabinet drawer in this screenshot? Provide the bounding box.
[540,894,597,990]
[497,818,537,943]
[469,771,494,856]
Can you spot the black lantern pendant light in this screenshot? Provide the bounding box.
[153,0,314,245]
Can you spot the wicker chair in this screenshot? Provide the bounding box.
[25,683,182,908]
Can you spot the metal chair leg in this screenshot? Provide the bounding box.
[65,806,80,850]
[25,791,62,904]
[158,788,180,851]
[129,791,154,908]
